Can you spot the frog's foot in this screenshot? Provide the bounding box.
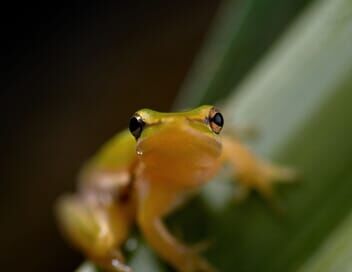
[261,163,298,184]
[182,251,217,272]
[244,163,297,212]
[94,251,132,272]
[110,259,132,272]
[190,239,213,254]
[221,136,297,206]
[229,163,297,213]
[82,251,132,272]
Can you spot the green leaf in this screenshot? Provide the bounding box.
[298,209,352,272]
[174,0,312,108]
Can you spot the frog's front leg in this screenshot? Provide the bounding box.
[56,194,134,272]
[136,181,215,272]
[221,135,296,203]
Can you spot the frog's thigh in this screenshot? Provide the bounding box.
[137,183,215,272]
[56,194,132,272]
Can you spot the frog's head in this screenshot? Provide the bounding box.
[128,105,224,184]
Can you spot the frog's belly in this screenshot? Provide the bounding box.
[140,156,221,187]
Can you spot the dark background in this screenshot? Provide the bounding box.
[0,1,221,271]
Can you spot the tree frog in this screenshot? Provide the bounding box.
[56,105,294,272]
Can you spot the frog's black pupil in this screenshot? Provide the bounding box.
[129,116,144,139]
[211,112,224,127]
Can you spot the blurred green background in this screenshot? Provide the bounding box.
[2,0,352,271]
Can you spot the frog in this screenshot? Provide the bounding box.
[56,105,295,272]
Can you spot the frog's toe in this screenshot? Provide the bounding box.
[262,164,298,183]
[190,239,213,254]
[183,254,217,272]
[108,255,133,272]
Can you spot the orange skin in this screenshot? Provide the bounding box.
[56,105,295,272]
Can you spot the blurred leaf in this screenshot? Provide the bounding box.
[298,209,352,272]
[174,0,312,108]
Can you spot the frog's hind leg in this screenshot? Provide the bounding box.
[137,182,216,272]
[260,162,297,184]
[221,135,297,205]
[56,194,133,272]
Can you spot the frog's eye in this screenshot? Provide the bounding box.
[129,114,145,139]
[208,108,224,134]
